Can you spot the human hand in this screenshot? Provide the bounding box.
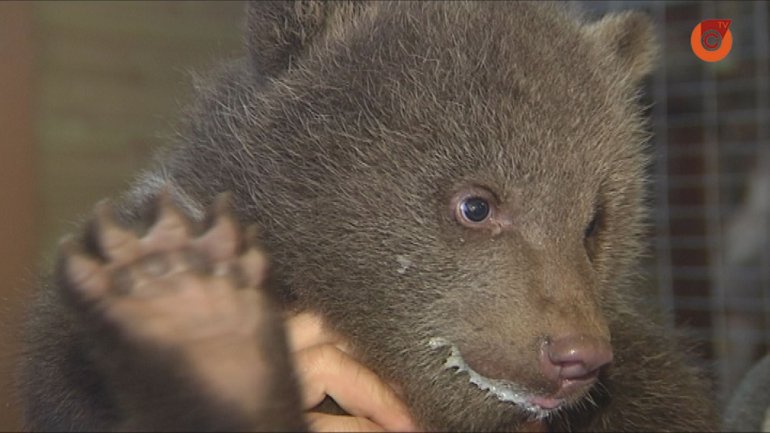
[286,312,420,432]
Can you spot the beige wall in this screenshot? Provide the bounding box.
[35,0,245,256]
[1,2,244,429]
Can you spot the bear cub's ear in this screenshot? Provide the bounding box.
[245,1,364,79]
[584,11,660,84]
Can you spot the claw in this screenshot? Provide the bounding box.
[94,200,140,262]
[243,224,261,249]
[195,192,241,261]
[60,236,109,300]
[212,191,235,217]
[144,188,193,250]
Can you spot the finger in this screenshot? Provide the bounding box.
[286,312,349,353]
[296,344,418,432]
[305,413,384,433]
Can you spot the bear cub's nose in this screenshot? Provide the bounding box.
[540,334,613,385]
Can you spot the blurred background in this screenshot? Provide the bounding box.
[0,0,767,430]
[0,1,245,429]
[580,0,770,410]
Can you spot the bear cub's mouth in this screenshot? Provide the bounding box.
[428,337,595,419]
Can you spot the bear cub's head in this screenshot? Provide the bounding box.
[189,1,659,430]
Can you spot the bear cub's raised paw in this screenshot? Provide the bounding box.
[60,190,276,412]
[61,191,267,346]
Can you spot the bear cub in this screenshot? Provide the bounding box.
[19,2,718,431]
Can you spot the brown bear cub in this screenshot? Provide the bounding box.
[19,2,718,431]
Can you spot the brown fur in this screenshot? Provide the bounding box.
[19,2,718,431]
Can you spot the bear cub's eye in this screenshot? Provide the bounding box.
[460,197,490,223]
[450,187,504,232]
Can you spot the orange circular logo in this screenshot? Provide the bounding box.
[691,19,733,62]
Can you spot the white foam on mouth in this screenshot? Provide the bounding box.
[428,337,551,417]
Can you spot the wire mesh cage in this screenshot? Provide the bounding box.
[577,0,770,404]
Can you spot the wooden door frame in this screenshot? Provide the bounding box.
[0,2,37,430]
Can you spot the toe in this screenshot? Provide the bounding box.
[61,236,110,301]
[94,200,140,263]
[143,189,194,252]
